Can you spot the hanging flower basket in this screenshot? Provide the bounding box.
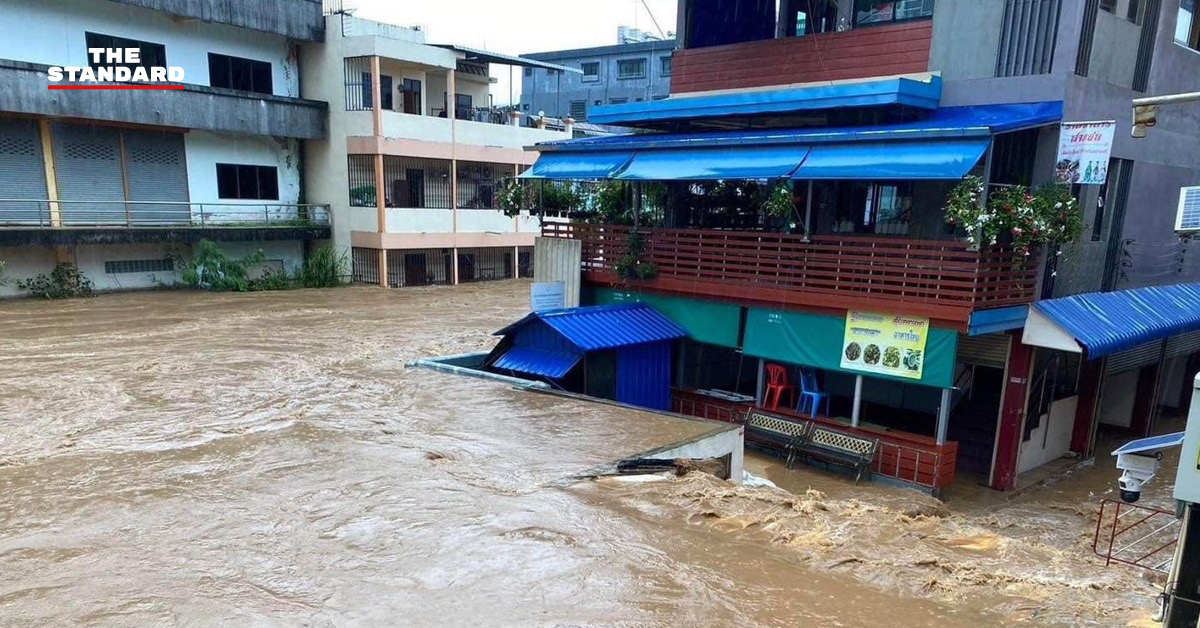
[944,175,1082,257]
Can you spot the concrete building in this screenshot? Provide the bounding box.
[301,12,570,287]
[0,0,330,294]
[525,0,1200,493]
[520,37,676,123]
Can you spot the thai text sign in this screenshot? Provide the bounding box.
[840,311,930,380]
[531,281,565,312]
[1055,121,1116,185]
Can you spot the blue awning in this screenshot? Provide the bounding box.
[495,303,688,351]
[491,346,582,378]
[1024,283,1200,358]
[519,151,633,180]
[617,145,810,180]
[791,139,989,180]
[588,76,943,127]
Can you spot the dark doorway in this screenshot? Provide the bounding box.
[403,253,428,286]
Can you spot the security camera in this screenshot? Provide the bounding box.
[1115,452,1162,503]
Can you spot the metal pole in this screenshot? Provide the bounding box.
[937,388,952,445]
[755,359,765,406]
[851,375,863,427]
[1133,91,1200,106]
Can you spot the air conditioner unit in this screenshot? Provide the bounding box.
[1175,186,1200,233]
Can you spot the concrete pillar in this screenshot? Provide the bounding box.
[370,56,383,136]
[936,388,951,446]
[451,247,460,285]
[536,115,547,130]
[37,119,61,227]
[513,245,520,279]
[564,116,575,136]
[377,248,388,288]
[508,110,522,126]
[990,329,1034,490]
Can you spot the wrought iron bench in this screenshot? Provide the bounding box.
[793,427,880,485]
[743,410,811,468]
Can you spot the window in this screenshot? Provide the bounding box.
[401,78,422,115]
[105,259,174,274]
[854,0,935,25]
[609,97,628,105]
[359,72,393,110]
[569,100,587,120]
[1127,0,1143,22]
[208,53,272,94]
[216,164,279,200]
[84,32,166,72]
[1099,0,1116,12]
[617,58,646,79]
[594,99,602,105]
[1178,0,1200,49]
[454,93,473,120]
[581,61,600,82]
[660,56,672,76]
[785,0,840,35]
[830,182,913,234]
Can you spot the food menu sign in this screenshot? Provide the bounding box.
[1054,121,1116,185]
[840,311,929,380]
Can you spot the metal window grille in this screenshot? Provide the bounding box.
[383,156,451,208]
[344,56,371,111]
[518,246,534,278]
[387,248,453,287]
[1132,0,1161,92]
[456,247,515,283]
[104,259,175,274]
[347,155,377,207]
[569,100,587,121]
[351,247,379,284]
[1077,0,1099,76]
[456,161,505,209]
[996,0,1063,77]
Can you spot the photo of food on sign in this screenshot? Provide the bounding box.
[840,311,930,380]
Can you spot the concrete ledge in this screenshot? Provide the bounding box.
[106,0,325,42]
[0,226,331,246]
[0,59,328,140]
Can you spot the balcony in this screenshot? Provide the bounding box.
[671,20,933,94]
[0,200,330,246]
[0,60,327,140]
[110,0,324,41]
[542,222,1036,325]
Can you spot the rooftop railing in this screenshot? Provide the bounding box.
[0,200,330,229]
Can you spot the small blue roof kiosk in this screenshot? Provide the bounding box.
[485,304,688,411]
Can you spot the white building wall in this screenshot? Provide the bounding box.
[1018,396,1079,473]
[0,0,299,97]
[1099,370,1140,428]
[184,131,301,208]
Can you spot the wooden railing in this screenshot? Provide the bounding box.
[543,222,1038,324]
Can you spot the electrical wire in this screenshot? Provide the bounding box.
[639,0,668,39]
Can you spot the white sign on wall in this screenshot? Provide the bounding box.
[1055,121,1116,185]
[531,282,566,312]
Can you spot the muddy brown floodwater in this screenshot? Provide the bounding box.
[0,281,1167,627]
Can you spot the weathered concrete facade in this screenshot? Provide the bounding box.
[106,0,325,41]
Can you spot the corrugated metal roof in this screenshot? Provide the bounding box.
[491,346,582,379]
[495,304,688,351]
[1033,283,1200,358]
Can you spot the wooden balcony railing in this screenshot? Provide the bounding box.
[543,222,1038,325]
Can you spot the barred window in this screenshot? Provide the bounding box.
[385,156,451,208]
[104,258,174,274]
[457,161,507,209]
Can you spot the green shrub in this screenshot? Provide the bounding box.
[300,245,347,288]
[18,263,94,299]
[179,240,264,292]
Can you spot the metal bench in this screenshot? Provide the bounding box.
[743,410,811,468]
[793,426,879,485]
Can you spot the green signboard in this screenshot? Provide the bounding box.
[743,307,958,389]
[593,288,742,348]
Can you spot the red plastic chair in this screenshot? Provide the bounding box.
[762,363,797,411]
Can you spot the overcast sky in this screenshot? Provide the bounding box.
[350,0,679,105]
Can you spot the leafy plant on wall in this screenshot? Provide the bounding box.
[944,175,1081,256]
[614,231,657,281]
[18,263,94,299]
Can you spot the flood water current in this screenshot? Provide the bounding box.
[0,281,1169,627]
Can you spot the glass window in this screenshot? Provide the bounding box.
[84,32,166,74]
[1179,0,1200,49]
[854,0,934,25]
[581,61,600,81]
[216,164,278,200]
[523,67,533,77]
[401,78,422,115]
[616,58,646,79]
[1099,0,1116,12]
[208,53,272,94]
[786,0,840,35]
[660,56,672,76]
[1127,0,1143,22]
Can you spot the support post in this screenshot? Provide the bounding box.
[851,375,863,427]
[1131,340,1168,438]
[803,180,813,241]
[377,248,388,288]
[936,388,951,446]
[991,329,1034,490]
[38,119,61,227]
[1071,356,1106,456]
[452,247,460,285]
[755,359,765,406]
[370,56,383,136]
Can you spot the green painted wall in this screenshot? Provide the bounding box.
[592,288,742,348]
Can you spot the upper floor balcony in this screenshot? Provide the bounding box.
[112,0,324,41]
[0,59,327,140]
[673,0,933,93]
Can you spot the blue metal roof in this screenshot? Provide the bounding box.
[495,303,688,351]
[491,346,582,379]
[791,138,990,180]
[518,150,634,180]
[535,102,1064,153]
[587,76,943,126]
[617,145,810,180]
[1033,283,1200,358]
